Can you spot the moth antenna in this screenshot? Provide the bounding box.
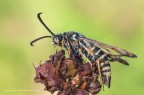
[30,36,51,46]
[37,12,56,36]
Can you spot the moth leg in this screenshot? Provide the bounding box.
[79,48,93,66]
[68,48,74,58]
[59,46,63,50]
[108,54,129,65]
[60,41,64,50]
[96,60,104,89]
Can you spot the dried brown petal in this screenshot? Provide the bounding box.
[33,50,102,95]
[87,80,101,94]
[47,76,63,87]
[79,81,87,90]
[53,50,65,66]
[44,82,56,94]
[71,74,81,85]
[73,89,89,95]
[34,63,55,83]
[62,59,77,77]
[57,91,68,95]
[62,81,71,91]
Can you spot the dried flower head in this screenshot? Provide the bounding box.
[34,50,101,95]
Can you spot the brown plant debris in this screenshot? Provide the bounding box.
[34,50,101,95]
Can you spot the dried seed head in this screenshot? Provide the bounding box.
[33,50,102,95]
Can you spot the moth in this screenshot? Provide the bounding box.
[31,13,137,88]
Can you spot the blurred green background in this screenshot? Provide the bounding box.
[0,0,144,95]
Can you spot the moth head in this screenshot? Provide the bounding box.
[30,13,63,46]
[52,34,63,46]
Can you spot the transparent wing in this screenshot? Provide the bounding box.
[79,37,137,58]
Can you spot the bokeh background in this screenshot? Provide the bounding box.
[0,0,144,95]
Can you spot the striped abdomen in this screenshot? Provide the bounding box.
[79,39,111,87]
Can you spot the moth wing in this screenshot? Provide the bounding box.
[79,37,137,58]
